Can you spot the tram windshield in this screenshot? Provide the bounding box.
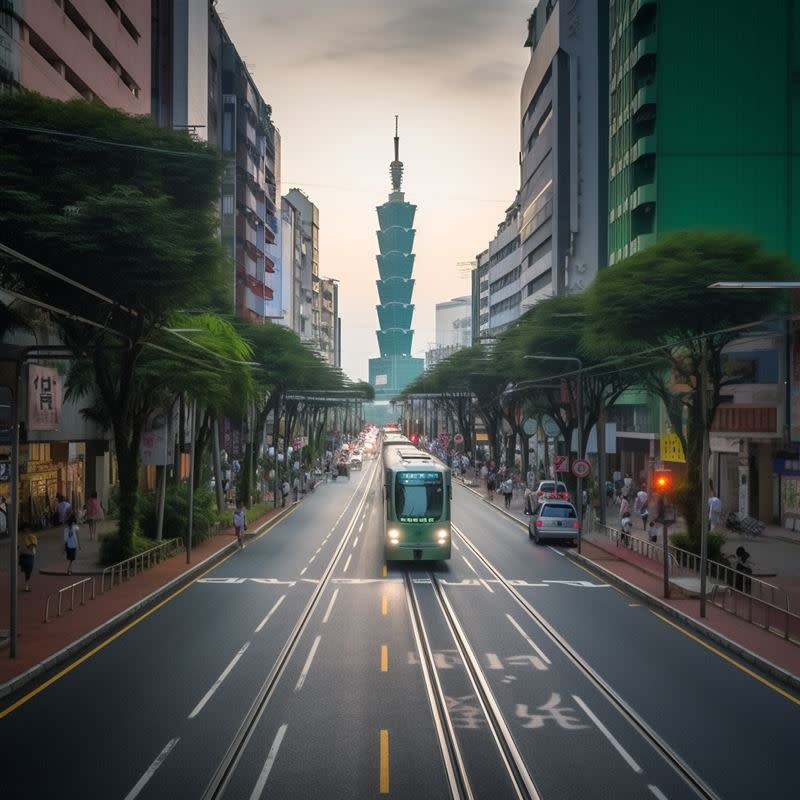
[395,471,444,522]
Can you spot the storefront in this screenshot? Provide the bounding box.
[773,456,800,533]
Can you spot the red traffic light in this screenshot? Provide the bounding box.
[653,469,673,492]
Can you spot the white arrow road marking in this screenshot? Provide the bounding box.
[249,724,288,800]
[255,595,286,633]
[123,738,180,800]
[572,694,642,774]
[189,642,251,719]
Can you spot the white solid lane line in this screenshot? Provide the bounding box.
[295,635,322,691]
[249,723,288,800]
[572,695,643,774]
[547,545,565,556]
[322,588,339,624]
[648,786,668,800]
[123,738,180,800]
[343,554,352,573]
[462,556,478,575]
[189,642,251,719]
[505,614,551,665]
[255,595,286,633]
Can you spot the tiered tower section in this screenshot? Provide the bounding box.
[368,119,424,416]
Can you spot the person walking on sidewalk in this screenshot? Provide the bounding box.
[233,501,247,549]
[56,493,72,525]
[708,490,722,532]
[86,490,104,541]
[18,530,37,591]
[64,514,80,575]
[501,476,513,509]
[634,486,649,531]
[281,479,290,508]
[292,474,301,503]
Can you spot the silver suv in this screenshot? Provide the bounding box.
[528,499,579,546]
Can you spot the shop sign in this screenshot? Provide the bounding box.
[660,433,686,463]
[28,365,61,431]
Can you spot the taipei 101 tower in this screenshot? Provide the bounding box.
[367,118,424,422]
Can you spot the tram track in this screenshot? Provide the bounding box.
[199,458,381,800]
[450,522,719,800]
[404,570,540,800]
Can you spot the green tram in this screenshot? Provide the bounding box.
[382,445,452,561]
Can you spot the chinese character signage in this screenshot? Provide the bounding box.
[660,433,686,463]
[28,365,61,431]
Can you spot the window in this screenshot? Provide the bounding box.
[721,350,779,384]
[222,194,234,214]
[395,472,444,522]
[540,505,577,519]
[526,268,552,296]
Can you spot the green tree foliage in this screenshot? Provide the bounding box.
[586,230,792,545]
[0,94,227,554]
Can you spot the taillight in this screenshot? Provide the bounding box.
[572,521,579,529]
[535,519,543,528]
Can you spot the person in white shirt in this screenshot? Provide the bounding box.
[634,488,649,530]
[708,491,722,530]
[63,515,80,575]
[233,502,247,548]
[57,494,72,525]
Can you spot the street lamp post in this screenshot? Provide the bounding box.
[524,355,584,552]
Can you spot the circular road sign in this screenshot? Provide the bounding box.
[454,433,464,444]
[522,417,537,436]
[571,458,592,479]
[542,416,560,437]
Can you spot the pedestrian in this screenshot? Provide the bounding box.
[233,501,247,548]
[605,480,614,507]
[501,476,513,509]
[619,495,631,519]
[86,489,104,541]
[621,476,632,501]
[487,472,496,501]
[634,486,649,530]
[64,514,80,575]
[293,474,301,502]
[281,479,290,508]
[708,490,722,531]
[0,495,7,537]
[524,486,534,515]
[18,529,37,591]
[56,493,72,525]
[620,512,633,547]
[648,521,659,543]
[734,545,753,593]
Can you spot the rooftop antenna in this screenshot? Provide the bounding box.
[390,115,404,193]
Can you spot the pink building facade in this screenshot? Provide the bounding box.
[8,0,149,114]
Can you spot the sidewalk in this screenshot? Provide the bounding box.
[458,477,800,689]
[0,502,291,700]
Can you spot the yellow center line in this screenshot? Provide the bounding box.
[379,729,390,794]
[650,610,800,706]
[0,509,293,719]
[381,644,388,672]
[382,595,388,615]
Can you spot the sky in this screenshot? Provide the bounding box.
[218,0,534,381]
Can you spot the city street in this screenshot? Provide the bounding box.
[2,458,797,799]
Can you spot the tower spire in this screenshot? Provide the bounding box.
[390,115,404,193]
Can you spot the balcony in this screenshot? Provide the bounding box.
[630,182,656,210]
[630,133,657,162]
[632,83,657,114]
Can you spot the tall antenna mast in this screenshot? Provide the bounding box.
[390,115,404,193]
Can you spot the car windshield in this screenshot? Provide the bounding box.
[540,505,576,518]
[395,471,443,522]
[540,482,567,492]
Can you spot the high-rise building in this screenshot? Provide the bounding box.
[425,296,472,369]
[368,120,424,419]
[608,0,798,264]
[1,0,150,112]
[283,188,320,344]
[319,277,341,368]
[471,249,490,343]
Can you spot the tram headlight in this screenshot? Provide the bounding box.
[437,529,449,543]
[388,529,400,544]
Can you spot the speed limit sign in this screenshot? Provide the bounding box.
[571,458,592,479]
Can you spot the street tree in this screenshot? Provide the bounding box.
[586,230,792,544]
[0,94,225,554]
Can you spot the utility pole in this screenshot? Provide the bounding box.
[699,341,710,616]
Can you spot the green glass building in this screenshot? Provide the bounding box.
[368,122,424,423]
[608,0,799,265]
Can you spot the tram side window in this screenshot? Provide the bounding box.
[396,472,443,522]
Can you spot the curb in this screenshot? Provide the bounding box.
[0,503,296,703]
[455,478,800,693]
[565,549,800,693]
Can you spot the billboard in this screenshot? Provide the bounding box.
[27,365,61,431]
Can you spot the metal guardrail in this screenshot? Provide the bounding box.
[709,584,800,643]
[591,522,679,574]
[44,577,96,622]
[101,538,184,594]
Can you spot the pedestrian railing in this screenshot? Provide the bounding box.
[101,538,184,593]
[590,522,680,575]
[44,576,96,622]
[709,584,800,644]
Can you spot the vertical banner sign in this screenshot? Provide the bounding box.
[792,321,800,442]
[28,365,61,431]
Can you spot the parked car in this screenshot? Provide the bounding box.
[532,480,570,511]
[528,500,579,545]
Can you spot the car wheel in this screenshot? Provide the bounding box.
[571,538,577,547]
[528,524,533,539]
[533,528,540,545]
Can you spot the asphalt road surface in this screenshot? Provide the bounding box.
[2,460,798,799]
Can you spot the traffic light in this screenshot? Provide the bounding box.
[653,469,673,494]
